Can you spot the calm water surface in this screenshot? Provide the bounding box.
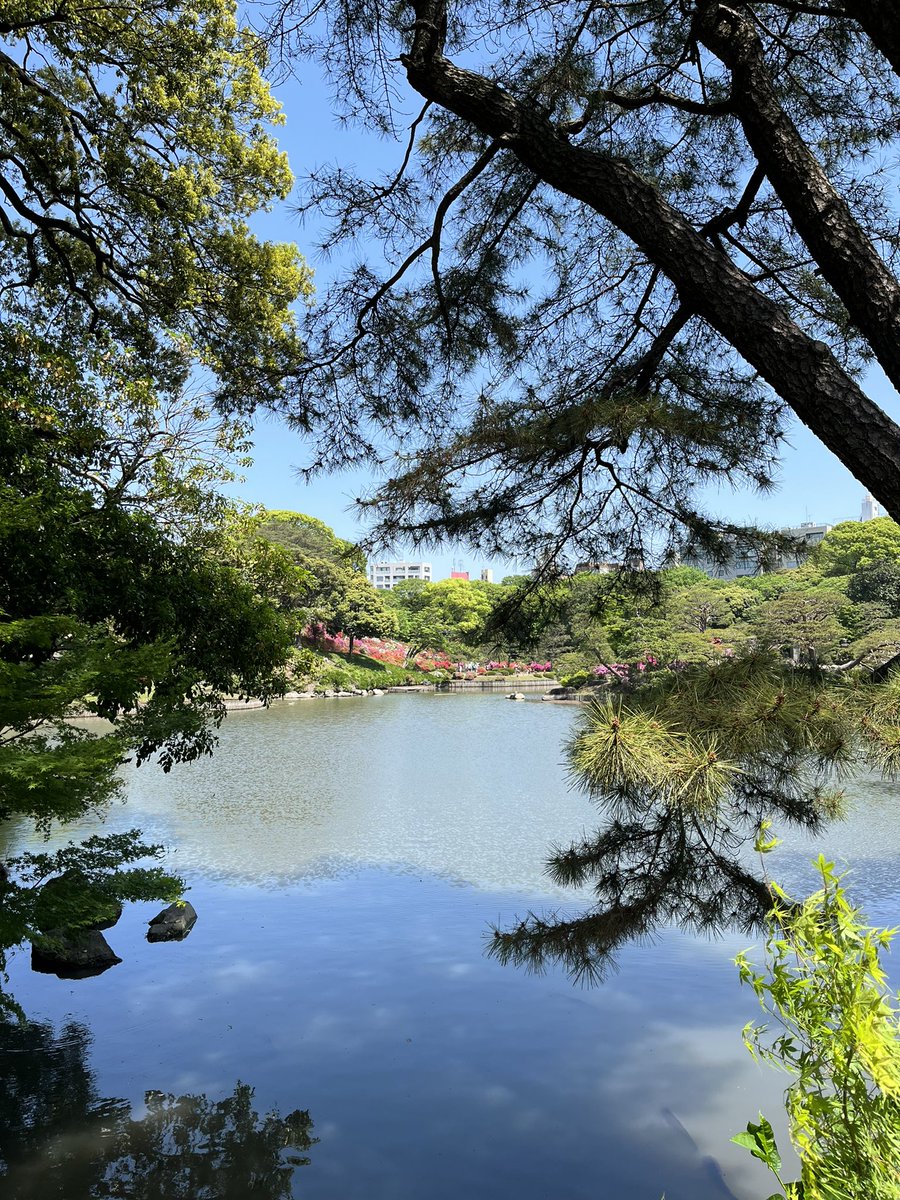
[3,693,899,1199]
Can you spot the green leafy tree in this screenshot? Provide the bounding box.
[257,511,365,573]
[0,0,309,409]
[326,572,398,657]
[734,858,900,1200]
[1,0,316,1019]
[253,512,391,657]
[423,580,497,652]
[391,605,454,666]
[754,592,848,665]
[1,364,300,1014]
[669,581,747,633]
[848,560,900,617]
[817,520,900,577]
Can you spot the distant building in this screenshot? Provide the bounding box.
[450,570,470,581]
[683,542,760,581]
[573,561,620,575]
[367,561,432,590]
[778,521,833,568]
[860,492,881,521]
[480,568,494,583]
[686,521,834,579]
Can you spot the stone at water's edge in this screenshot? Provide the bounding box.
[147,900,198,942]
[31,929,122,979]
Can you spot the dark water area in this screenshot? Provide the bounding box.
[2,693,899,1199]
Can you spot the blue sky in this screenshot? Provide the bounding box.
[225,56,897,581]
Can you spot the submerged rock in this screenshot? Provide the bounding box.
[147,900,197,942]
[31,929,122,979]
[507,692,526,701]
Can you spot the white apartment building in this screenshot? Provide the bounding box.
[686,521,834,579]
[860,492,881,521]
[777,521,833,568]
[367,561,433,590]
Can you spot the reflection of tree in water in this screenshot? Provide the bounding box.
[0,1019,316,1199]
[488,658,883,985]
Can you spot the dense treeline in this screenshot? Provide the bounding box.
[535,518,900,684]
[266,514,900,684]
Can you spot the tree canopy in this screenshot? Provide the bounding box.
[0,0,310,410]
[816,518,900,577]
[0,378,303,1012]
[0,0,313,1007]
[274,0,900,573]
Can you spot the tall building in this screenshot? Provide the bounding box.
[573,560,619,575]
[450,570,470,581]
[860,492,881,521]
[480,568,494,583]
[367,561,432,590]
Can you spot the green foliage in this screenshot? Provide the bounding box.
[559,670,591,689]
[257,511,364,572]
[753,592,848,665]
[255,510,395,654]
[732,1114,785,1185]
[316,667,355,692]
[0,348,298,1016]
[734,860,900,1200]
[472,560,899,674]
[817,520,900,578]
[669,581,753,632]
[328,574,398,655]
[385,577,500,656]
[1,833,182,945]
[848,561,900,616]
[312,652,428,691]
[0,0,310,411]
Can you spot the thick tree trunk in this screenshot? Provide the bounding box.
[842,0,900,79]
[402,1,900,521]
[348,632,355,657]
[696,3,900,398]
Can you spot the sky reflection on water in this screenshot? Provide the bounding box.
[3,694,899,1199]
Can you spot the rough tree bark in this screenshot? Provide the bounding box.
[696,2,900,398]
[400,0,900,519]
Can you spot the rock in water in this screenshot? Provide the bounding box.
[31,929,122,979]
[147,900,198,942]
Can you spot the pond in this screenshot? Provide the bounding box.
[2,693,899,1199]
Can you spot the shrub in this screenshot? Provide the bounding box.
[733,855,900,1200]
[317,668,354,692]
[559,670,591,689]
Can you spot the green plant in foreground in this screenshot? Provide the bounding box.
[733,855,900,1200]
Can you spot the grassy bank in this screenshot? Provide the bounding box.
[302,648,438,692]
